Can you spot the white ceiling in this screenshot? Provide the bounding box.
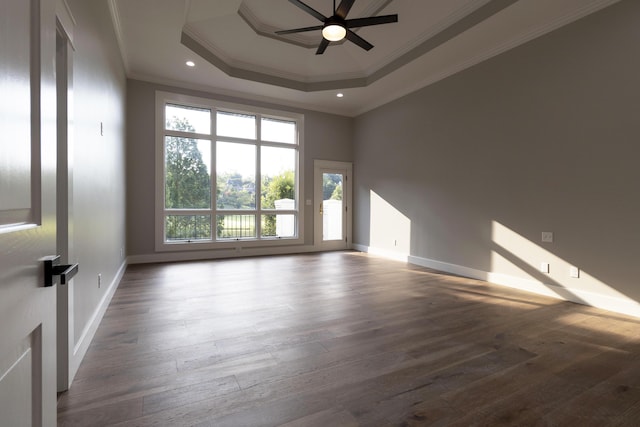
[109,0,620,116]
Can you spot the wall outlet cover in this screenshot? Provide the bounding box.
[569,266,580,278]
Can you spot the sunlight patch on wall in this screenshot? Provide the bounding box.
[490,221,639,318]
[369,190,411,259]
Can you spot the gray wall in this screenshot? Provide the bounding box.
[126,80,352,259]
[67,0,127,343]
[353,0,640,306]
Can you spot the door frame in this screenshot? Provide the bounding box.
[313,160,352,250]
[55,7,76,392]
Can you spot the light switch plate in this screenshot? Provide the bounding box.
[540,262,549,273]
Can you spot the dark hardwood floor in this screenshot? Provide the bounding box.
[57,251,640,426]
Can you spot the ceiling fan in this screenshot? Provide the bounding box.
[275,0,398,55]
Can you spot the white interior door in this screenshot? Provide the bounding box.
[0,0,59,425]
[314,160,352,250]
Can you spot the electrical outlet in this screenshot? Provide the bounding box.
[98,273,102,288]
[540,262,549,273]
[541,232,553,243]
[569,266,580,278]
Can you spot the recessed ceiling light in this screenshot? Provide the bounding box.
[186,61,195,67]
[336,93,344,98]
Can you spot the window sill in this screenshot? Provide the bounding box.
[155,235,304,252]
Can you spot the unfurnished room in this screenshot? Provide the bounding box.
[1,0,640,426]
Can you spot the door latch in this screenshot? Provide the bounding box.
[42,255,79,287]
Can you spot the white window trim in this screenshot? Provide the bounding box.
[154,91,304,252]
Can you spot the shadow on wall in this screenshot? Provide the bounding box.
[369,190,411,259]
[363,188,640,318]
[490,221,639,318]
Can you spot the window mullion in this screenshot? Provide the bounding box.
[213,135,257,145]
[211,109,219,242]
[212,110,218,241]
[261,140,296,150]
[256,114,262,239]
[165,129,210,140]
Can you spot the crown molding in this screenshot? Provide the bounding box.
[238,1,318,49]
[108,0,130,74]
[181,0,519,92]
[127,73,356,116]
[56,0,76,48]
[181,30,368,91]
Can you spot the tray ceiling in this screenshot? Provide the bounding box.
[110,0,621,116]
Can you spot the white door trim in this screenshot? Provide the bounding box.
[313,160,352,250]
[55,20,76,392]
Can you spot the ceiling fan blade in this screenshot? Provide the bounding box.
[276,25,323,35]
[288,0,326,22]
[335,0,356,19]
[316,38,330,55]
[345,29,373,51]
[345,14,398,29]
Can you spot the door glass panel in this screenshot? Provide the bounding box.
[322,172,343,241]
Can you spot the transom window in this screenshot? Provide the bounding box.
[155,92,303,250]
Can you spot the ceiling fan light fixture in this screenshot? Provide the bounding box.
[322,23,346,41]
[277,0,398,54]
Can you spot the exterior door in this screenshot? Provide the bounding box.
[0,0,59,425]
[314,160,352,250]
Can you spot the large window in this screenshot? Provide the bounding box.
[156,93,303,250]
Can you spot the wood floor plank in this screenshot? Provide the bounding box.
[57,252,640,426]
[141,375,240,416]
[58,397,143,427]
[278,408,359,427]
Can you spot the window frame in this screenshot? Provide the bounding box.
[155,91,304,251]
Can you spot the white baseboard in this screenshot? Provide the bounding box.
[352,243,410,262]
[69,259,127,381]
[355,244,640,319]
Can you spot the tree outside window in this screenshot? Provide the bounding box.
[159,98,301,246]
